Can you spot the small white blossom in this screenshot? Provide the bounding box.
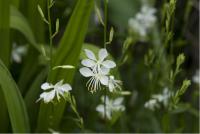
[96,96,125,120]
[37,80,72,103]
[79,67,109,93]
[108,75,122,92]
[11,43,27,63]
[152,88,172,107]
[144,88,172,111]
[128,5,156,38]
[144,99,160,111]
[81,49,116,73]
[192,69,200,84]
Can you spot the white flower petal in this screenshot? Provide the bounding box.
[84,49,96,60]
[55,80,64,87]
[58,84,72,92]
[100,67,110,75]
[98,49,108,61]
[108,82,114,92]
[113,97,124,106]
[79,67,93,77]
[41,82,54,90]
[96,104,104,113]
[99,75,108,86]
[12,52,21,63]
[102,60,116,68]
[106,110,112,120]
[81,59,96,67]
[40,90,55,103]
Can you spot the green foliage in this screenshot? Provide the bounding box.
[0,0,10,67]
[0,0,10,131]
[0,60,30,132]
[172,79,191,107]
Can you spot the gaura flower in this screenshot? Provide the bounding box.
[144,99,160,111]
[79,67,109,93]
[128,5,156,38]
[144,87,172,111]
[80,48,123,93]
[96,96,125,120]
[81,49,116,72]
[108,75,122,92]
[37,80,72,103]
[152,88,172,107]
[11,43,27,63]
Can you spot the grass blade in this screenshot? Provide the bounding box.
[0,0,10,66]
[0,60,30,132]
[0,0,10,132]
[24,69,48,131]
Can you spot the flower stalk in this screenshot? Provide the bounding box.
[47,0,53,73]
[103,0,108,120]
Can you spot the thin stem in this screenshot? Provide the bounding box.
[103,0,107,48]
[103,0,108,120]
[47,0,53,72]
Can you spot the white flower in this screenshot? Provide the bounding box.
[79,67,109,93]
[107,75,122,92]
[152,88,172,107]
[81,49,116,72]
[144,99,160,111]
[96,96,125,120]
[145,88,172,110]
[37,80,72,103]
[11,43,27,63]
[128,5,156,38]
[193,69,200,84]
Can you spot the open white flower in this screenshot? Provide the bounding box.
[81,49,116,72]
[107,75,122,92]
[79,67,109,93]
[144,99,160,111]
[144,87,172,111]
[11,43,27,63]
[152,88,172,107]
[128,5,156,38]
[37,80,72,103]
[96,96,125,120]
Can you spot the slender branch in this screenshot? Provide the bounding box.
[103,0,108,120]
[47,0,53,72]
[103,0,108,48]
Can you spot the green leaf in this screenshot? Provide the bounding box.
[0,0,10,67]
[36,0,94,132]
[11,0,20,8]
[0,0,10,132]
[24,69,48,131]
[10,6,41,51]
[0,60,30,132]
[22,0,46,43]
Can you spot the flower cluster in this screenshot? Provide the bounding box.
[128,5,156,38]
[37,80,72,103]
[96,96,125,120]
[79,49,122,93]
[144,88,172,111]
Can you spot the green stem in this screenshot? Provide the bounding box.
[103,0,107,48]
[47,0,53,74]
[103,0,108,120]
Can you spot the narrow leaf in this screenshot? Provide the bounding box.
[0,60,30,132]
